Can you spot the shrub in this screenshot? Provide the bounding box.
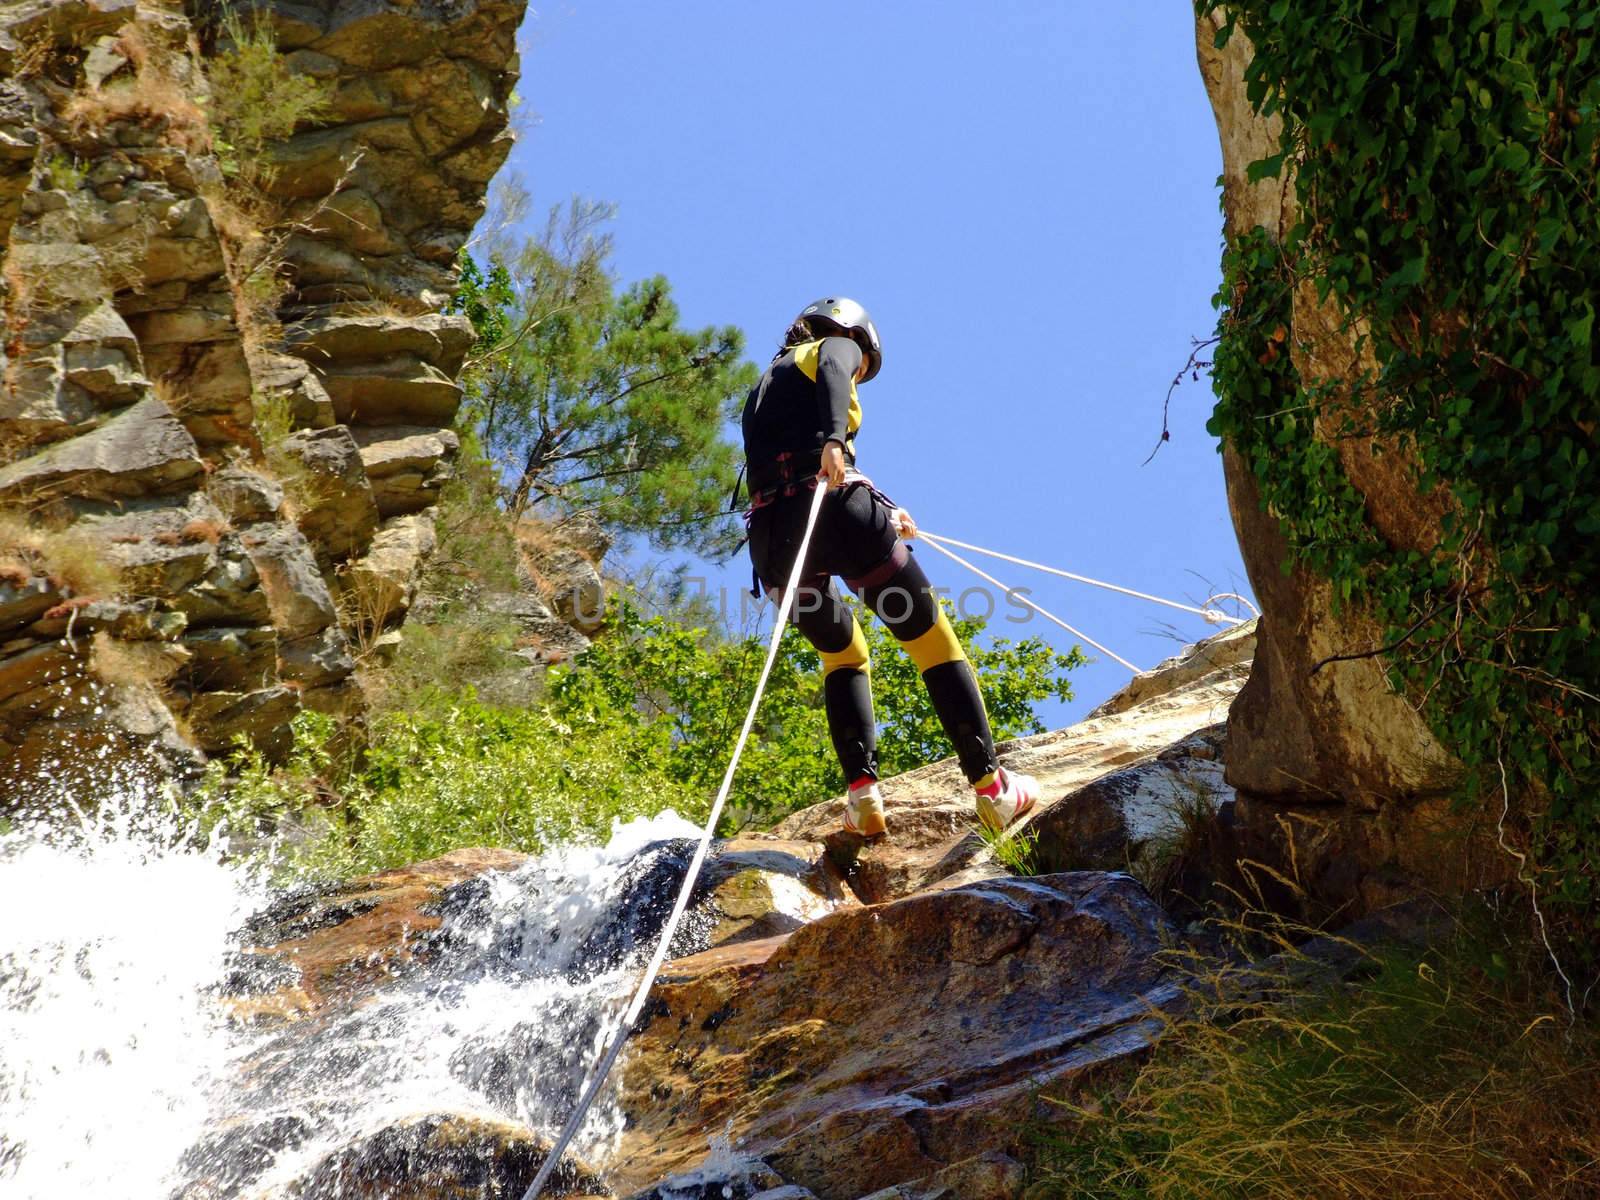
[205,6,331,170]
[187,697,698,878]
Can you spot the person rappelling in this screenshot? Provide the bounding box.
[740,297,1041,839]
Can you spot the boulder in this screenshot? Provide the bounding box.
[207,465,284,525]
[312,353,465,426]
[337,511,438,632]
[694,837,857,949]
[281,1114,603,1200]
[228,848,533,1023]
[0,576,62,636]
[253,352,336,432]
[184,684,300,757]
[540,548,606,637]
[1089,619,1255,718]
[277,624,356,689]
[1028,725,1232,876]
[284,313,475,378]
[610,873,1181,1200]
[176,625,278,693]
[353,424,459,517]
[241,522,339,641]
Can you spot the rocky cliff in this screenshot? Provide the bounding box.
[1193,11,1507,917]
[0,0,527,796]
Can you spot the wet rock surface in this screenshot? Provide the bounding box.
[182,634,1258,1200]
[612,871,1179,1199]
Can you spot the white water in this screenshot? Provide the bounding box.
[0,790,707,1198]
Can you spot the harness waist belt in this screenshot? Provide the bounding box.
[746,446,855,495]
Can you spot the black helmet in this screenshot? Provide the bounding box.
[793,296,882,382]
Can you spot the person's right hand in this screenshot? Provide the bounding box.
[819,440,847,488]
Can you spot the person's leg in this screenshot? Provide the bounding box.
[852,549,999,785]
[798,581,881,789]
[747,493,879,790]
[828,485,1039,830]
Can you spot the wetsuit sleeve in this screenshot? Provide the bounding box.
[815,336,862,446]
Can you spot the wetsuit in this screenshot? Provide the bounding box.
[742,337,999,787]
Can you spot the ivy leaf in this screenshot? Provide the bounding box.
[1568,305,1595,349]
[1247,152,1287,183]
[1386,256,1427,291]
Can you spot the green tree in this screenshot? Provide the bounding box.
[457,201,756,554]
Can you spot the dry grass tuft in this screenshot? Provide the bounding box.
[62,22,208,151]
[514,516,595,602]
[1028,912,1600,1200]
[89,630,185,691]
[181,517,228,545]
[0,513,121,598]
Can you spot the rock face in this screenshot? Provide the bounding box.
[1194,12,1499,916]
[770,626,1250,907]
[610,872,1179,1200]
[0,0,527,792]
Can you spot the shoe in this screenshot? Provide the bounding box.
[843,779,887,838]
[975,766,1038,833]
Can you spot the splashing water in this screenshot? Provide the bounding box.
[0,789,708,1198]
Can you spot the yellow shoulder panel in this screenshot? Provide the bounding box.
[792,339,862,436]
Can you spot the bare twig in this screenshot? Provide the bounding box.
[1145,334,1221,465]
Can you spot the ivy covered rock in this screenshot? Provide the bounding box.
[1194,1,1597,926]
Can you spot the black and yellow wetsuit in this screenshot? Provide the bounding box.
[742,336,999,787]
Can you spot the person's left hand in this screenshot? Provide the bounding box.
[893,507,918,539]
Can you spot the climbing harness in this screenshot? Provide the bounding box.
[916,531,1259,676]
[520,480,830,1200]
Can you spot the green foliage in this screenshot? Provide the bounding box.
[1202,1,1600,939]
[451,251,516,360]
[459,201,757,555]
[183,710,340,845]
[193,591,1079,875]
[1028,924,1600,1199]
[252,387,295,455]
[205,5,331,169]
[549,597,1082,828]
[41,151,86,192]
[979,822,1041,876]
[302,698,698,876]
[364,427,533,712]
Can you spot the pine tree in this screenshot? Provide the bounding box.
[456,201,755,555]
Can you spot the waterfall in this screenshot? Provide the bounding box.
[0,788,709,1198]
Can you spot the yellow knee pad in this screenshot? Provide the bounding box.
[819,618,871,676]
[900,607,966,672]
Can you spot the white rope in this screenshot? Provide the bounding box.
[917,534,1143,674]
[920,531,1256,625]
[521,480,828,1200]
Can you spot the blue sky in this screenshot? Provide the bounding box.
[498,1,1252,722]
